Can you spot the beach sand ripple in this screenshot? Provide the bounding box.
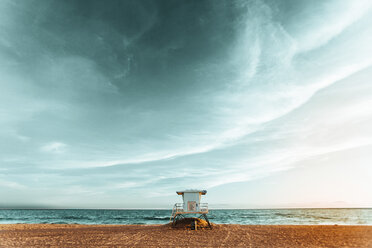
[0,224,371,247]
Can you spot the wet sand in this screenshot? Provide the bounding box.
[0,224,371,247]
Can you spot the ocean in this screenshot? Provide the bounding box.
[0,209,371,225]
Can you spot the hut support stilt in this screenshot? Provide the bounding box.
[200,214,212,229]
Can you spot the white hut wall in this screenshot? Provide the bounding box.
[183,193,201,212]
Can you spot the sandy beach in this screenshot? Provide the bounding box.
[0,224,371,247]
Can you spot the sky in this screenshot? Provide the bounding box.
[0,0,372,209]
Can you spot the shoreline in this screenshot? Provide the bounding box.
[0,222,372,227]
[1,224,371,247]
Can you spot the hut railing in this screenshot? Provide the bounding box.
[171,203,183,217]
[171,202,209,218]
[199,203,208,213]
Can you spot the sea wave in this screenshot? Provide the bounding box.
[0,209,371,225]
[143,216,170,220]
[60,216,93,220]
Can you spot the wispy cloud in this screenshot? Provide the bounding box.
[41,142,67,154]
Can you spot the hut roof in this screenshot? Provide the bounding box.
[176,190,207,195]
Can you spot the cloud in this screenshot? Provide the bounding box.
[0,180,26,190]
[41,142,67,154]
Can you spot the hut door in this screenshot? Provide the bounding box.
[188,201,196,211]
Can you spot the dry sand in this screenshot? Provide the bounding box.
[0,224,371,247]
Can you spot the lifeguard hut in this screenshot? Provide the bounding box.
[170,189,211,228]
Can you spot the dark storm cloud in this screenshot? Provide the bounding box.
[1,0,246,150]
[11,0,240,93]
